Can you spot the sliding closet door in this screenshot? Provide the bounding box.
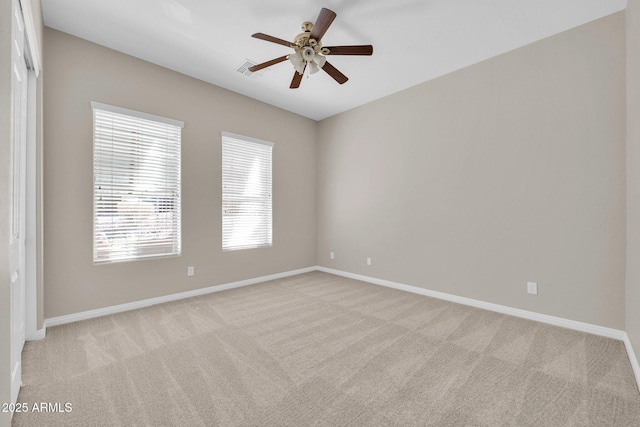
[9,0,28,405]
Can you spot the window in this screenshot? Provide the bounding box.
[92,101,183,264]
[222,131,273,251]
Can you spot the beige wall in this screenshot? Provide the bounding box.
[627,1,640,367]
[317,12,626,329]
[1,0,14,422]
[43,28,317,318]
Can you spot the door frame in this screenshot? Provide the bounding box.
[25,67,40,340]
[18,0,42,341]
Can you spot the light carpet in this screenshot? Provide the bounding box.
[13,271,640,426]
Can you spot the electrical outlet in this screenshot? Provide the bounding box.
[187,266,195,277]
[367,257,372,266]
[527,282,537,295]
[330,251,335,260]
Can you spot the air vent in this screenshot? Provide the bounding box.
[236,59,268,79]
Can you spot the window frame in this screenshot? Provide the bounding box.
[221,131,274,252]
[91,101,183,264]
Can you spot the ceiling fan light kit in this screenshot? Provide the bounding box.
[248,8,373,89]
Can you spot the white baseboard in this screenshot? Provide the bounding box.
[26,328,46,341]
[38,264,640,393]
[44,266,316,328]
[316,266,640,392]
[316,266,625,339]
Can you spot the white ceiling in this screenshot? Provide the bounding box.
[42,0,626,121]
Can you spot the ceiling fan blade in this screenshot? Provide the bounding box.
[251,33,292,48]
[290,65,306,89]
[324,45,373,56]
[309,8,336,41]
[248,55,289,72]
[321,61,348,84]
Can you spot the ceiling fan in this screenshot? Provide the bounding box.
[248,7,373,89]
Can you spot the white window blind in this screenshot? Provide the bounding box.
[92,101,183,264]
[222,132,273,251]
